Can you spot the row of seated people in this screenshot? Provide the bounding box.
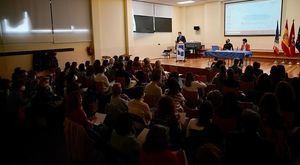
[0,55,299,165]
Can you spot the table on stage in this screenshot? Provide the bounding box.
[205,50,253,66]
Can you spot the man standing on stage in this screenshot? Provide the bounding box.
[176,32,186,44]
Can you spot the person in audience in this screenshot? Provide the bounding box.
[115,62,131,88]
[93,60,101,74]
[133,56,142,72]
[212,65,227,90]
[85,60,90,68]
[253,61,263,78]
[128,87,151,124]
[183,72,207,93]
[259,93,291,164]
[206,90,223,112]
[186,101,222,145]
[70,62,78,75]
[223,39,233,50]
[65,87,92,128]
[77,63,86,83]
[229,58,242,76]
[239,38,250,66]
[108,58,115,70]
[140,124,180,165]
[142,58,153,82]
[249,73,273,104]
[125,60,135,75]
[118,55,124,64]
[94,66,110,93]
[105,83,129,127]
[270,65,281,86]
[165,77,185,112]
[64,62,71,75]
[102,59,109,72]
[277,65,288,81]
[211,60,225,72]
[135,71,147,87]
[223,68,240,89]
[144,70,163,108]
[152,96,183,150]
[224,109,276,165]
[241,65,256,83]
[195,143,223,165]
[153,60,166,85]
[111,113,141,164]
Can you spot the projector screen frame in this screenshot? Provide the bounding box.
[224,0,283,37]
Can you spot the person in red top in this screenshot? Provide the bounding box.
[140,125,180,165]
[239,38,251,66]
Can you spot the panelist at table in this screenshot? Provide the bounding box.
[239,38,251,66]
[223,39,234,50]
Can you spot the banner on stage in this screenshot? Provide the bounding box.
[176,43,185,61]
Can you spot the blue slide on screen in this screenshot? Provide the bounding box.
[225,0,282,36]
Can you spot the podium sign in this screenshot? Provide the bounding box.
[176,43,185,61]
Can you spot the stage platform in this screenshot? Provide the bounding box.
[150,56,300,79]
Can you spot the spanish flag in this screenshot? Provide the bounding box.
[289,20,296,56]
[281,20,290,56]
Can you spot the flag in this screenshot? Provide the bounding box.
[281,20,290,56]
[289,20,296,56]
[296,26,300,53]
[273,21,280,55]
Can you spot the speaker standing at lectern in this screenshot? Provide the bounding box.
[176,32,186,44]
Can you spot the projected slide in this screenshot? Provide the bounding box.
[225,0,282,36]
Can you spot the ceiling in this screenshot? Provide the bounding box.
[136,0,227,6]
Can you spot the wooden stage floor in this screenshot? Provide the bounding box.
[150,57,300,78]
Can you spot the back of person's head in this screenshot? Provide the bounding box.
[143,58,150,65]
[275,81,296,111]
[65,62,71,69]
[117,62,124,70]
[85,60,90,67]
[220,92,240,117]
[259,92,280,116]
[185,72,194,87]
[277,64,286,79]
[207,90,223,110]
[133,86,145,100]
[109,58,115,65]
[198,101,214,125]
[71,62,77,68]
[134,56,139,62]
[156,96,176,118]
[241,109,261,133]
[155,60,161,67]
[243,38,247,43]
[195,143,223,165]
[113,55,118,61]
[126,60,133,68]
[93,60,101,68]
[233,58,240,65]
[102,59,109,67]
[143,124,169,152]
[112,83,122,96]
[152,70,161,82]
[244,65,254,78]
[226,68,234,80]
[78,63,85,71]
[253,61,260,69]
[135,71,146,84]
[125,56,130,61]
[114,113,133,136]
[118,55,124,62]
[167,77,181,95]
[86,66,95,77]
[66,89,82,113]
[256,73,273,91]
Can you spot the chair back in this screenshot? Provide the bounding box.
[64,118,94,162]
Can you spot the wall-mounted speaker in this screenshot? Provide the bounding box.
[194,26,200,31]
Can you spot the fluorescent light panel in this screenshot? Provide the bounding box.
[177,1,195,5]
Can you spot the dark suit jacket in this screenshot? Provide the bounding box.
[176,35,186,43]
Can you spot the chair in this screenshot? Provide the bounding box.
[182,89,199,109]
[64,118,95,163]
[162,49,172,58]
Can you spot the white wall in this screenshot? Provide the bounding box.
[128,3,182,60]
[183,0,300,51]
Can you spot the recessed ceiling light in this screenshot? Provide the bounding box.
[177,1,195,5]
